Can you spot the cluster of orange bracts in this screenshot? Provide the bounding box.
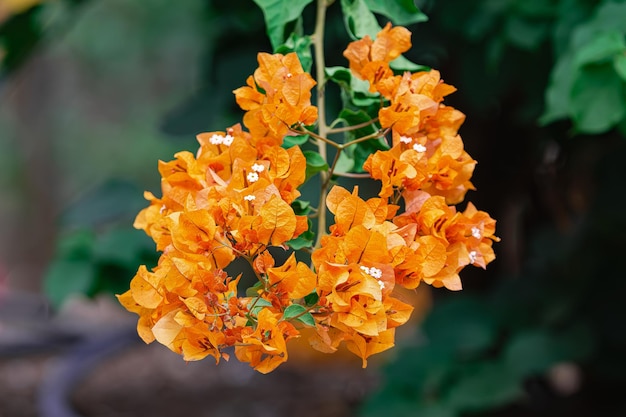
[118,24,498,373]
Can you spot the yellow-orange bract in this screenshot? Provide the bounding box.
[119,26,498,373]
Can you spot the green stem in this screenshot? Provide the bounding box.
[313,0,329,248]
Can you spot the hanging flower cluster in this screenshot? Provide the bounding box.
[119,24,498,373]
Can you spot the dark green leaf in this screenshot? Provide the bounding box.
[56,230,95,261]
[275,33,313,72]
[540,51,576,125]
[362,0,427,26]
[504,326,593,377]
[337,108,378,140]
[504,16,549,50]
[614,53,626,80]
[304,291,319,306]
[60,179,147,227]
[252,0,314,49]
[291,199,312,215]
[303,150,329,180]
[44,260,97,308]
[423,296,499,355]
[570,63,626,134]
[326,66,380,106]
[445,362,523,411]
[93,228,154,267]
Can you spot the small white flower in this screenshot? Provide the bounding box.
[251,163,265,173]
[244,194,256,201]
[360,265,370,275]
[471,226,482,239]
[469,250,478,264]
[209,134,224,145]
[369,267,383,279]
[399,135,412,144]
[377,280,385,290]
[413,143,427,153]
[222,134,234,146]
[247,172,259,183]
[286,73,293,78]
[159,205,166,214]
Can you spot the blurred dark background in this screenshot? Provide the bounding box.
[1,0,626,416]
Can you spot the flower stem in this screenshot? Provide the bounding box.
[313,0,329,248]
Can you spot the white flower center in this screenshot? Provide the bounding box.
[222,134,234,146]
[244,194,256,201]
[471,226,482,239]
[251,163,265,173]
[413,143,427,153]
[469,250,477,264]
[247,172,259,183]
[399,135,412,144]
[209,134,224,145]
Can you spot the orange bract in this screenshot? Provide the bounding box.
[234,52,318,147]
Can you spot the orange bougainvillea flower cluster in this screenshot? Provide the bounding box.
[119,122,315,373]
[346,24,475,205]
[119,24,498,373]
[233,52,318,148]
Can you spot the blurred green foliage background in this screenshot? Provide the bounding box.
[1,0,626,416]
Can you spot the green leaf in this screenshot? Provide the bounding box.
[252,0,314,50]
[93,228,154,267]
[540,51,576,125]
[286,229,315,250]
[60,179,147,227]
[304,291,319,306]
[246,281,264,297]
[326,66,380,106]
[337,108,378,140]
[614,53,626,81]
[362,0,427,26]
[504,326,593,378]
[340,0,381,39]
[296,311,315,327]
[333,150,356,174]
[423,296,498,355]
[56,230,95,261]
[282,134,309,149]
[44,260,97,308]
[445,362,523,412]
[389,54,429,72]
[504,16,549,50]
[574,30,626,67]
[284,304,315,326]
[275,33,313,72]
[291,199,312,215]
[570,63,626,134]
[283,303,307,319]
[249,297,273,316]
[303,150,329,180]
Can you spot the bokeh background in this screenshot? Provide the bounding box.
[1,0,626,416]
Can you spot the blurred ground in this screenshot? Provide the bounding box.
[0,292,378,417]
